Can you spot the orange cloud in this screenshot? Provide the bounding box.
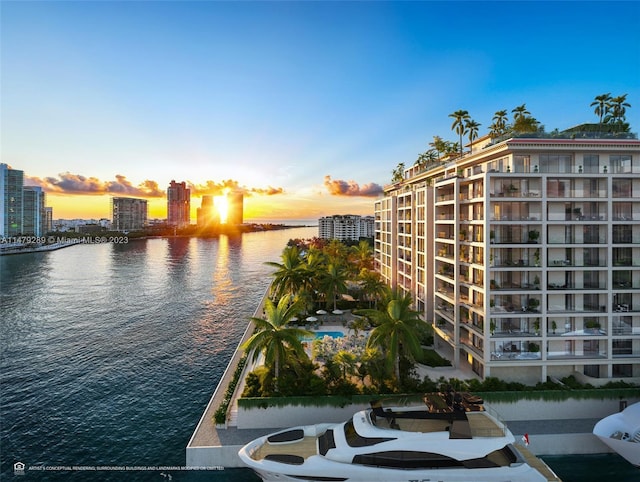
[323,175,383,197]
[188,179,284,197]
[26,172,165,197]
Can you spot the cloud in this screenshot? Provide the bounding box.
[26,172,165,197]
[24,173,283,199]
[323,175,383,197]
[188,179,284,197]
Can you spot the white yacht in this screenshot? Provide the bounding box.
[593,402,640,467]
[238,393,561,482]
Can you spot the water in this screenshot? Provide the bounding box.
[1,227,638,481]
[1,228,316,481]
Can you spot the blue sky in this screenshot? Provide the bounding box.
[2,1,639,220]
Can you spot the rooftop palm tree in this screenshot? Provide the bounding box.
[511,104,539,134]
[606,94,631,125]
[391,162,405,183]
[449,110,470,158]
[465,119,481,153]
[429,136,448,160]
[358,289,425,385]
[415,149,438,171]
[591,93,612,129]
[489,110,509,138]
[511,104,530,123]
[242,296,313,391]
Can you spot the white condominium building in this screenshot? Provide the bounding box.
[375,134,640,384]
[319,214,375,241]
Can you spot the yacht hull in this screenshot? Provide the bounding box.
[593,402,640,468]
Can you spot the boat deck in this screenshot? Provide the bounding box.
[515,443,562,482]
[374,411,505,438]
[251,436,318,461]
[467,412,505,437]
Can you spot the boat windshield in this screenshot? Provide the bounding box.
[343,420,395,447]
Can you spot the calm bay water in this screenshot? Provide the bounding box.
[1,226,637,481]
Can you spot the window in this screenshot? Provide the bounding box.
[613,179,632,197]
[613,364,633,377]
[610,155,632,174]
[540,154,573,173]
[583,154,599,173]
[513,155,530,173]
[613,340,632,356]
[613,225,632,244]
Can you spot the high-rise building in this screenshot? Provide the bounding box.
[167,180,190,228]
[375,131,640,384]
[197,195,218,229]
[319,214,374,241]
[45,207,53,233]
[111,197,147,232]
[1,163,24,237]
[22,186,46,236]
[227,191,244,225]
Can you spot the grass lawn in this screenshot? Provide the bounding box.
[417,348,452,367]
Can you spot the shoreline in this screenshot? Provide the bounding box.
[0,223,315,256]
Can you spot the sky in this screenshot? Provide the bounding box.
[2,1,639,221]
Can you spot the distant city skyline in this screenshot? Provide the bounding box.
[2,2,639,220]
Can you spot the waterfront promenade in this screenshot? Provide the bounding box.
[186,299,640,468]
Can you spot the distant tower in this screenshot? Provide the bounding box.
[1,163,24,237]
[227,191,244,225]
[22,186,46,236]
[197,195,218,230]
[45,207,53,233]
[111,197,148,232]
[167,180,190,228]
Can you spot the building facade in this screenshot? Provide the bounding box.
[227,191,244,225]
[111,197,148,232]
[167,180,191,228]
[319,214,375,241]
[22,186,46,236]
[375,135,640,383]
[1,163,24,237]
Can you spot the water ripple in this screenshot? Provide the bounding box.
[1,228,314,480]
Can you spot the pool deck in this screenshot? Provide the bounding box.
[186,305,362,466]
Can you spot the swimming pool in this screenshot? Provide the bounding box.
[301,331,344,341]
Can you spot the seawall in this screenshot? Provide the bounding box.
[188,373,640,468]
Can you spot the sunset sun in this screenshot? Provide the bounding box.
[214,191,229,224]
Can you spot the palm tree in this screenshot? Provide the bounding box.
[591,93,612,128]
[489,110,509,138]
[511,104,539,134]
[358,289,425,384]
[511,104,530,123]
[391,162,405,183]
[449,110,470,158]
[357,268,387,308]
[606,94,631,125]
[320,263,349,311]
[242,296,313,391]
[265,245,306,300]
[350,240,373,273]
[429,136,448,160]
[465,119,481,153]
[333,350,358,378]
